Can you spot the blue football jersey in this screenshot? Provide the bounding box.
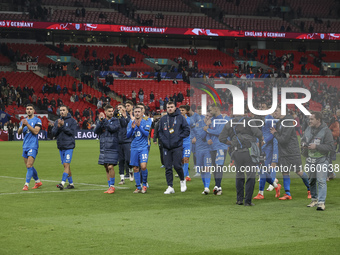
[206,114,229,151]
[144,116,152,146]
[195,119,211,151]
[127,118,150,150]
[21,116,42,150]
[183,115,190,145]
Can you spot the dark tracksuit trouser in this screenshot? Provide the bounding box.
[164,146,184,187]
[159,142,164,165]
[234,150,256,204]
[119,142,131,175]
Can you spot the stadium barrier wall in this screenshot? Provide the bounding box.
[12,130,98,141]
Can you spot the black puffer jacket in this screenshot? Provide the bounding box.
[158,108,190,150]
[94,117,120,164]
[52,113,77,150]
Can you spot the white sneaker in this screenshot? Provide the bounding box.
[164,186,175,194]
[160,165,165,168]
[175,174,179,178]
[266,178,278,191]
[129,172,134,182]
[216,187,222,196]
[180,180,187,192]
[193,173,201,178]
[202,188,210,195]
[118,179,125,185]
[213,186,218,194]
[317,203,325,211]
[307,200,318,207]
[266,185,274,191]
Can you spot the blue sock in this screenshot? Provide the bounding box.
[110,177,115,186]
[201,172,206,187]
[107,180,110,187]
[68,176,73,184]
[270,169,277,180]
[266,176,274,185]
[62,172,68,182]
[26,167,34,184]
[183,163,189,177]
[32,167,39,181]
[299,172,310,190]
[141,169,148,185]
[259,174,266,191]
[283,175,291,196]
[134,172,141,189]
[205,172,211,189]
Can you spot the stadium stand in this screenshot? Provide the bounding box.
[62,45,153,72]
[286,0,338,19]
[41,0,105,8]
[293,19,340,33]
[239,49,320,75]
[0,54,11,65]
[136,13,226,29]
[211,0,264,16]
[112,79,190,110]
[141,47,237,72]
[129,0,193,12]
[224,17,299,32]
[50,9,136,25]
[0,12,30,21]
[0,72,112,120]
[4,43,58,64]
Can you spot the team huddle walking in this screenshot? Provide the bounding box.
[19,102,334,209]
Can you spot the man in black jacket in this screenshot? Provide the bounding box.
[219,115,263,206]
[94,105,121,194]
[52,105,77,190]
[158,102,190,194]
[270,107,311,200]
[117,103,133,184]
[153,113,166,168]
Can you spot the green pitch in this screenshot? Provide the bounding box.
[1,140,340,255]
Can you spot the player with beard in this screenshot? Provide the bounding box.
[18,104,43,191]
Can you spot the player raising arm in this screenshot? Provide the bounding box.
[18,104,43,191]
[126,107,150,194]
[52,105,77,190]
[94,105,121,194]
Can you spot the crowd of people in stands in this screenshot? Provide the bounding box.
[0,78,34,108]
[0,43,38,63]
[79,49,137,72]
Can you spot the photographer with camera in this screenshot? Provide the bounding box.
[219,114,263,206]
[301,112,334,211]
[94,105,121,194]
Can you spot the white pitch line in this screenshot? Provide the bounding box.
[0,189,106,196]
[0,176,130,189]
